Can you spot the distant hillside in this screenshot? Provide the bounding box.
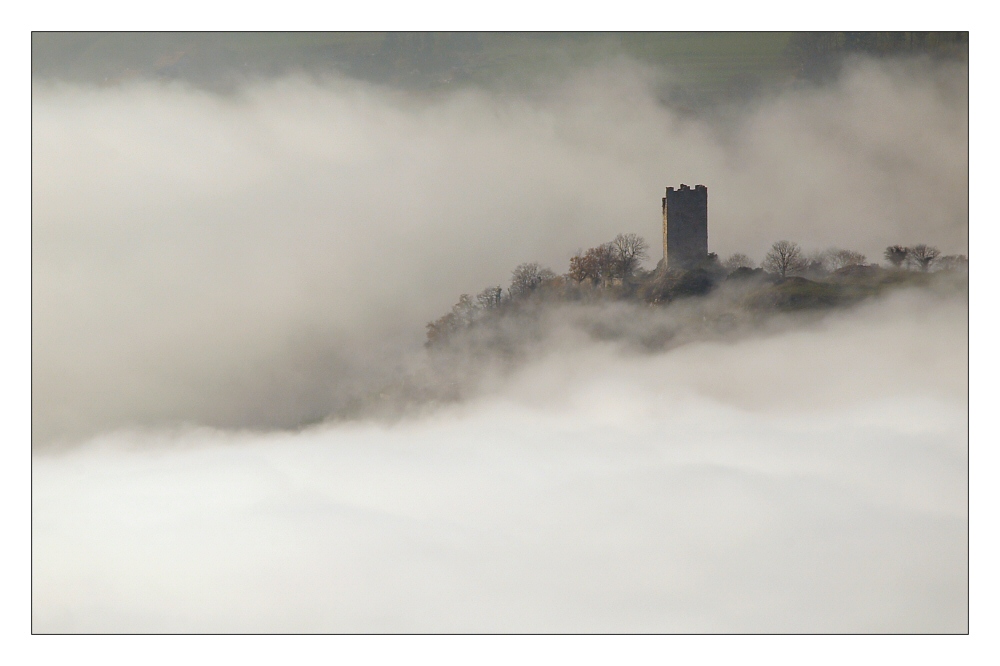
[31,32,968,108]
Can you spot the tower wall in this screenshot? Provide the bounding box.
[662,184,708,270]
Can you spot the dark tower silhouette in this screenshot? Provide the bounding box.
[662,184,708,269]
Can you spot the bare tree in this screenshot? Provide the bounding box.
[762,240,807,278]
[884,245,909,268]
[509,262,555,298]
[723,253,754,271]
[612,233,649,280]
[907,244,940,272]
[828,248,867,271]
[476,286,503,309]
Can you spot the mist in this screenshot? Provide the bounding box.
[31,51,968,633]
[32,57,966,442]
[32,287,967,633]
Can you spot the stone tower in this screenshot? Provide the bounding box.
[662,184,708,269]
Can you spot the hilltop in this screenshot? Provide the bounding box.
[325,240,968,422]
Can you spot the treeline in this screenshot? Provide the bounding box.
[426,233,651,346]
[752,241,966,278]
[426,236,968,347]
[785,31,968,82]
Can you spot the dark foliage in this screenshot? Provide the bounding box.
[884,245,909,268]
[726,266,769,282]
[674,269,716,298]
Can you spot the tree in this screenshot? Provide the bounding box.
[587,243,618,283]
[674,269,714,298]
[568,252,600,284]
[698,252,722,272]
[805,250,830,276]
[907,244,940,272]
[884,245,909,268]
[762,240,807,278]
[451,293,478,326]
[936,254,968,272]
[723,253,754,271]
[509,262,555,298]
[476,286,503,309]
[426,295,475,346]
[425,292,489,346]
[612,233,649,280]
[570,243,617,285]
[828,248,867,271]
[592,243,617,283]
[425,313,455,347]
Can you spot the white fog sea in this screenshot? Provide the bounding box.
[31,289,968,633]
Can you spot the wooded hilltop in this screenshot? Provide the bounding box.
[426,237,968,349]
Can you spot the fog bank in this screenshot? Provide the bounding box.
[32,289,968,633]
[32,58,968,443]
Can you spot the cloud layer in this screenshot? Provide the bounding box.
[31,58,968,632]
[32,288,968,633]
